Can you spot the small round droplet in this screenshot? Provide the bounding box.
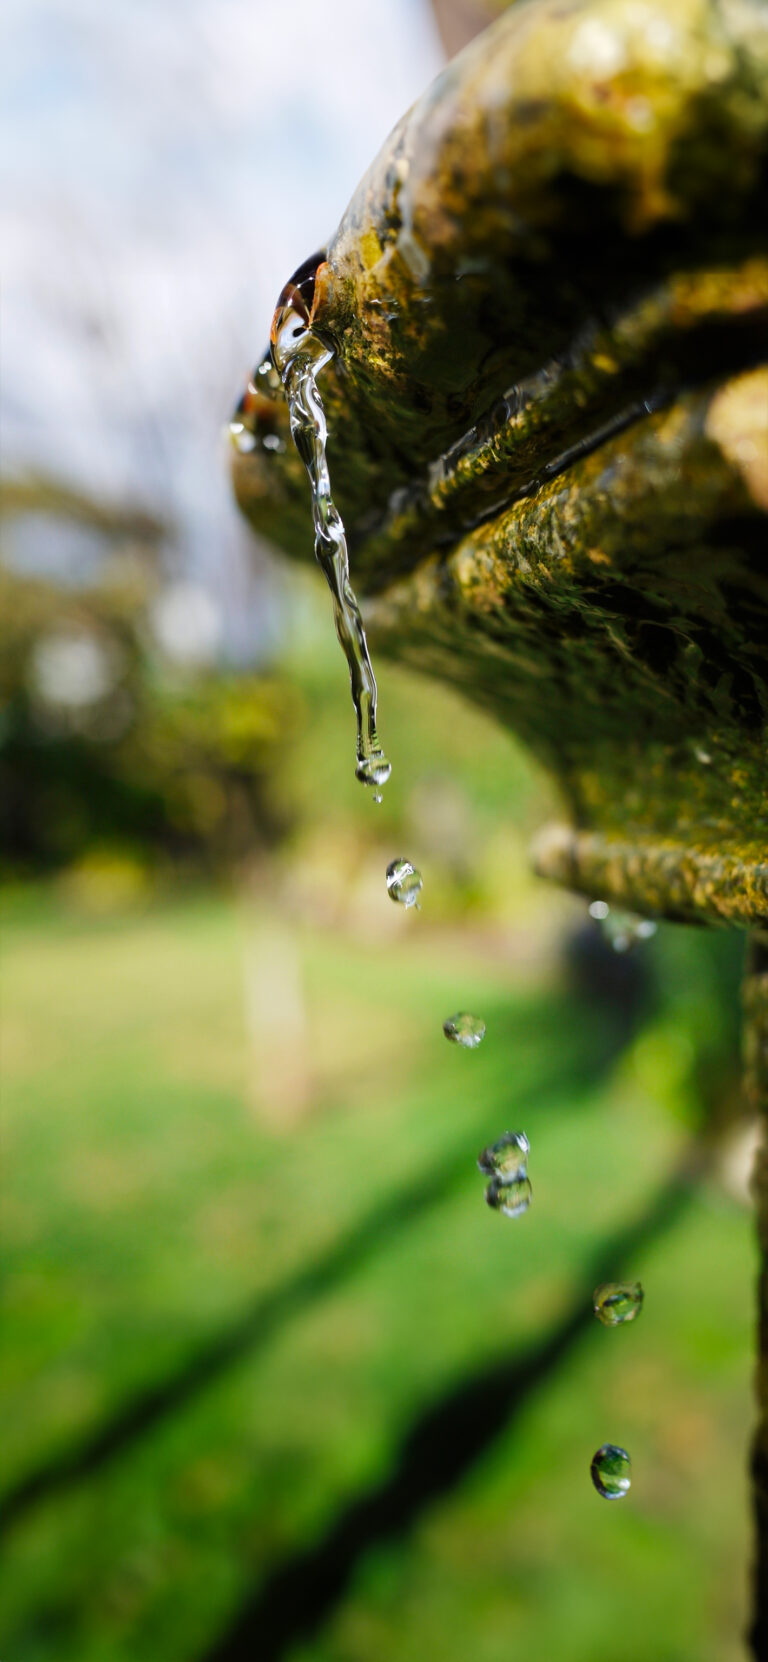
[590,1444,631,1499]
[443,1012,486,1048]
[372,792,382,805]
[485,1174,532,1218]
[593,1281,644,1326]
[357,752,392,791]
[386,857,423,909]
[477,1130,530,1178]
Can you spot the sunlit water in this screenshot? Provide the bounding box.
[253,256,651,1516]
[269,255,391,797]
[386,856,423,908]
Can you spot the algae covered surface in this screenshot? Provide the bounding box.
[233,0,768,924]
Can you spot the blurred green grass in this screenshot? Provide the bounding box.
[0,881,753,1662]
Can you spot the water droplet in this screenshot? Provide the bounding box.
[477,1130,530,1178]
[269,253,390,794]
[356,752,392,790]
[589,901,656,952]
[443,1012,486,1048]
[372,792,382,805]
[485,1174,532,1218]
[386,857,423,909]
[590,1444,631,1499]
[262,432,285,453]
[593,1281,644,1326]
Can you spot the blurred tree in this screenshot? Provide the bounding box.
[0,566,298,875]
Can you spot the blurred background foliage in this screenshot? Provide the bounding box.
[0,559,294,876]
[0,0,758,1658]
[1,505,754,1660]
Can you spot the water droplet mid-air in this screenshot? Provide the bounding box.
[356,752,392,790]
[590,1443,632,1499]
[269,253,391,795]
[477,1130,530,1178]
[443,1012,486,1048]
[593,1280,644,1326]
[485,1174,532,1218]
[386,857,423,909]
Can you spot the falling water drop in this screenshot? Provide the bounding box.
[593,1281,644,1326]
[485,1174,532,1218]
[590,1444,632,1499]
[443,1012,486,1048]
[357,752,393,791]
[477,1130,530,1178]
[268,253,391,794]
[588,901,657,952]
[386,857,423,909]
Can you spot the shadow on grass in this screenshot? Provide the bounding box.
[0,993,631,1539]
[200,1154,698,1662]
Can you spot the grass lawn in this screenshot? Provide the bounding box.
[0,884,754,1661]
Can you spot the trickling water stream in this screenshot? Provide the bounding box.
[244,257,666,1513]
[269,256,391,797]
[588,899,657,952]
